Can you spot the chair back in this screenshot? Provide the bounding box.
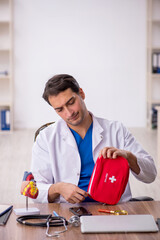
[34,122,54,141]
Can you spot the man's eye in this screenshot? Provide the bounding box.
[68,99,75,105]
[56,108,63,113]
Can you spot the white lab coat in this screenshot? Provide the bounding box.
[31,114,157,203]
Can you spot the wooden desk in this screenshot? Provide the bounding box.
[0,201,160,240]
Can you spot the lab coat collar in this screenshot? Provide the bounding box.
[58,112,104,150]
[59,120,78,149]
[92,113,104,150]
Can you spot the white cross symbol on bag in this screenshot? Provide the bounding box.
[109,176,116,183]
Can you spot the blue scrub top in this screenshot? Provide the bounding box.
[70,122,96,202]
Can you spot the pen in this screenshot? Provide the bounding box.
[98,209,128,215]
[53,211,59,217]
[0,205,13,217]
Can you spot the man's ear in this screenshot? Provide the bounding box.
[79,88,85,100]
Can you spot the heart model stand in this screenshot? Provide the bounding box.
[14,171,40,215]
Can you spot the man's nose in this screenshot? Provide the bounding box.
[64,107,73,117]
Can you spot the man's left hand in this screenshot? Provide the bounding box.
[99,147,129,159]
[99,147,140,175]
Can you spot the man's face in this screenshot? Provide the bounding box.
[48,88,88,127]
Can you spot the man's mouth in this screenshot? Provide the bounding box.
[68,112,79,121]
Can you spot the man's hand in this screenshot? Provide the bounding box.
[48,182,88,204]
[99,147,140,175]
[99,147,129,159]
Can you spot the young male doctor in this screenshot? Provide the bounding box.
[31,74,157,204]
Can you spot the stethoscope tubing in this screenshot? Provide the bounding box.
[16,214,68,227]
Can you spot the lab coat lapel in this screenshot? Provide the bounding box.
[60,123,78,150]
[92,116,104,151]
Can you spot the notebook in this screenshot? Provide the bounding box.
[80,215,159,233]
[0,208,12,225]
[0,205,13,225]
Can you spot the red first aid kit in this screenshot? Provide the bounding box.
[87,156,129,205]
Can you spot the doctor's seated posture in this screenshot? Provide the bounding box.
[31,74,157,204]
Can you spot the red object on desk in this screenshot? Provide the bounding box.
[98,209,128,215]
[21,171,39,199]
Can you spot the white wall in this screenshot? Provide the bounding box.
[13,0,147,129]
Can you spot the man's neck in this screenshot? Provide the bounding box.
[68,112,93,139]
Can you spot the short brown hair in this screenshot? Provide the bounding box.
[42,74,80,105]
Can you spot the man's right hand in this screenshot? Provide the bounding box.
[48,182,88,204]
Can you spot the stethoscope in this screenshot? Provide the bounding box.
[16,214,80,238]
